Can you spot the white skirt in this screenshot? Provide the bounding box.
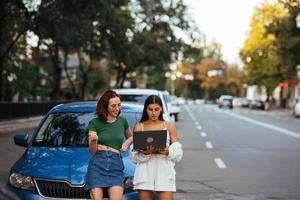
[133,154,176,192]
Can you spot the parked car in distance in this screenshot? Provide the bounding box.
[186,99,195,105]
[162,91,180,122]
[249,99,265,110]
[8,101,142,200]
[114,88,171,122]
[176,97,186,105]
[240,98,250,107]
[232,97,250,108]
[170,95,180,106]
[217,95,233,109]
[195,99,205,105]
[293,96,300,118]
[232,97,243,107]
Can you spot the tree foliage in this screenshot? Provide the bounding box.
[240,0,300,96]
[266,0,300,81]
[0,0,231,101]
[194,58,241,99]
[111,0,196,89]
[0,0,33,100]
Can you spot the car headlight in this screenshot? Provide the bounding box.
[124,177,134,192]
[9,173,35,191]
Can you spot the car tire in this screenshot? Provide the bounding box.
[174,114,178,122]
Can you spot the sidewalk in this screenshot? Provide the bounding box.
[0,116,43,137]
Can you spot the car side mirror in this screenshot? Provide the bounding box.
[14,134,29,147]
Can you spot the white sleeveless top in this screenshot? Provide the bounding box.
[140,121,171,147]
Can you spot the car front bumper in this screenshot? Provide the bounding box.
[8,185,139,200]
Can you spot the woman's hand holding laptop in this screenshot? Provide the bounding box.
[157,147,169,156]
[137,145,154,155]
[138,145,169,155]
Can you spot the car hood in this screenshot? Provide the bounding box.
[12,147,134,185]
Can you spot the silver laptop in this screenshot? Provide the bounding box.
[133,130,167,150]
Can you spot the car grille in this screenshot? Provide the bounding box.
[35,179,90,199]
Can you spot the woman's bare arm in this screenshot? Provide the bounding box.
[88,131,98,155]
[120,128,133,152]
[168,122,179,143]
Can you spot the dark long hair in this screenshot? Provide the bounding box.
[140,95,164,122]
[96,90,121,121]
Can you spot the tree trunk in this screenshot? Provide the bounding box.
[116,69,122,88]
[0,58,3,101]
[63,51,77,98]
[78,51,92,100]
[50,44,62,100]
[119,70,127,88]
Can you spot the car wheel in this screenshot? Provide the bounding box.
[174,114,178,122]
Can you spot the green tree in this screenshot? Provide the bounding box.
[240,1,287,96]
[0,0,33,100]
[111,0,197,88]
[32,0,133,99]
[180,37,224,99]
[266,0,300,82]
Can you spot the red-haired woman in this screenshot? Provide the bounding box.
[85,90,133,200]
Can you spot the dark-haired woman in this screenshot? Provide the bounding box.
[85,90,133,200]
[131,95,183,200]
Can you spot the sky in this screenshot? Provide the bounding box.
[183,0,264,65]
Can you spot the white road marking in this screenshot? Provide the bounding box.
[225,112,300,139]
[205,141,213,149]
[197,125,202,130]
[200,132,207,137]
[214,158,227,169]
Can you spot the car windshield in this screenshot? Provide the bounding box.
[120,94,148,104]
[32,112,94,147]
[163,93,171,104]
[220,95,233,100]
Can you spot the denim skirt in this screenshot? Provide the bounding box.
[85,150,124,191]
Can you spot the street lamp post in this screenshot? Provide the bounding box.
[170,74,176,95]
[169,63,177,95]
[296,65,300,78]
[296,65,300,96]
[165,63,194,95]
[296,12,300,98]
[296,12,300,28]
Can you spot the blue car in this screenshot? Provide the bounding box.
[8,101,143,200]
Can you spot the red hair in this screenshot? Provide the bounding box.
[96,90,121,121]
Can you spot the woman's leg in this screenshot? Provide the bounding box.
[138,190,153,200]
[90,188,103,200]
[107,185,124,200]
[157,191,173,200]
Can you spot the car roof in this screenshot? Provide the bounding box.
[113,88,170,121]
[220,95,233,99]
[162,90,170,95]
[114,88,161,95]
[50,101,143,113]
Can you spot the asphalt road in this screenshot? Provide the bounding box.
[174,104,300,200]
[1,105,300,200]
